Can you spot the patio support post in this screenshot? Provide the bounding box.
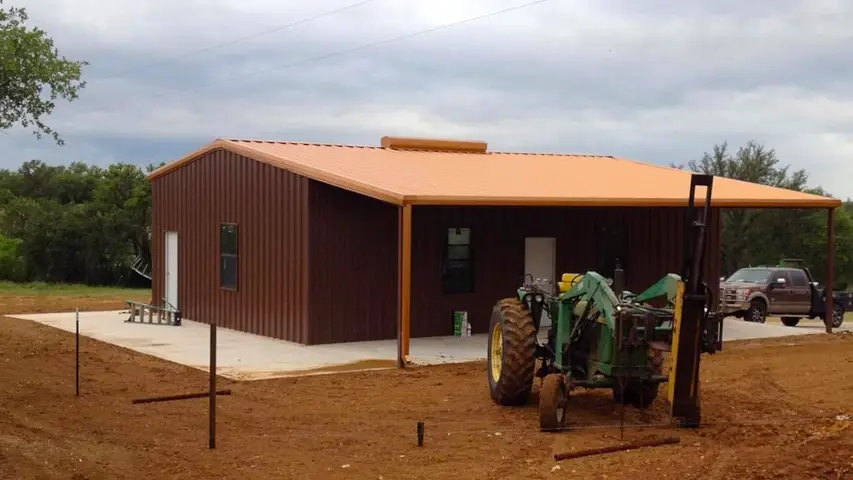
[397,204,413,367]
[825,207,835,334]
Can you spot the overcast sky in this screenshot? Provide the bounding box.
[4,0,853,198]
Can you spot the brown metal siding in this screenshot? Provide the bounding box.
[306,181,399,344]
[409,206,721,338]
[150,149,310,343]
[152,153,722,345]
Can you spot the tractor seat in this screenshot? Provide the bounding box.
[572,299,600,318]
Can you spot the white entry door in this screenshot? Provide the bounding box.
[164,231,179,311]
[524,237,556,328]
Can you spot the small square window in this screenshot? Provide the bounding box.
[220,224,238,290]
[442,228,473,294]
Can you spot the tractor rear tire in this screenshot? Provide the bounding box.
[613,349,663,409]
[487,298,537,406]
[612,387,630,405]
[539,373,568,432]
[629,383,660,409]
[781,317,800,327]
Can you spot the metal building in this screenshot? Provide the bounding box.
[147,136,839,357]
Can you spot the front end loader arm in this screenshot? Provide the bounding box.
[557,271,620,328]
[553,271,620,368]
[632,273,682,305]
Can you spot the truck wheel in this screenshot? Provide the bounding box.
[745,300,767,323]
[487,298,537,406]
[832,304,845,328]
[781,317,800,327]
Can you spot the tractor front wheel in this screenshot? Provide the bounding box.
[539,373,568,432]
[487,298,537,406]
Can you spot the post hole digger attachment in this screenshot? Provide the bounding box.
[486,173,723,431]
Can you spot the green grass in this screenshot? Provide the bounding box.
[0,281,151,297]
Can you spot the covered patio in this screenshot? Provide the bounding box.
[382,139,841,366]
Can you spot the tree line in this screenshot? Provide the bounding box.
[0,160,158,286]
[0,140,850,289]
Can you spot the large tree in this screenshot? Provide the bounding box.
[0,161,154,285]
[0,1,87,144]
[677,141,853,289]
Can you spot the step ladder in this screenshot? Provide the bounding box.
[130,255,152,280]
[125,300,181,326]
[131,229,153,280]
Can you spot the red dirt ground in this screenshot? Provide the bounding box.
[1,296,852,480]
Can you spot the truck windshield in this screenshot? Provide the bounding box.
[725,268,772,284]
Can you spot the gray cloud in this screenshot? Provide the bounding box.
[2,0,852,199]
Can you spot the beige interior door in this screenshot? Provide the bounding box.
[524,237,556,328]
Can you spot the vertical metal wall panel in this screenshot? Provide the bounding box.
[306,181,399,345]
[299,175,311,343]
[408,206,724,338]
[150,149,310,343]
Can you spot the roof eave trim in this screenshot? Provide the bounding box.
[149,139,405,206]
[147,138,228,180]
[404,196,842,208]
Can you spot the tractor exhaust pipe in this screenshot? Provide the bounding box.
[613,259,625,298]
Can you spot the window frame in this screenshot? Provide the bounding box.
[788,269,809,287]
[773,270,793,286]
[219,223,239,291]
[596,221,628,277]
[442,227,474,294]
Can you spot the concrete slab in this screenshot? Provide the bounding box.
[721,318,823,340]
[765,316,853,333]
[7,311,490,381]
[6,310,842,381]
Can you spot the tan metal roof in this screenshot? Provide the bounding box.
[147,137,841,208]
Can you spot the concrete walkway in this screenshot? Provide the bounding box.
[7,310,842,381]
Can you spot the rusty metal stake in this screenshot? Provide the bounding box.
[75,308,80,397]
[209,322,217,449]
[554,436,680,461]
[131,390,232,404]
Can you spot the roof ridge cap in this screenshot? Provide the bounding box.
[488,151,615,158]
[224,138,382,149]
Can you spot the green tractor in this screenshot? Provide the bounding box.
[486,174,725,431]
